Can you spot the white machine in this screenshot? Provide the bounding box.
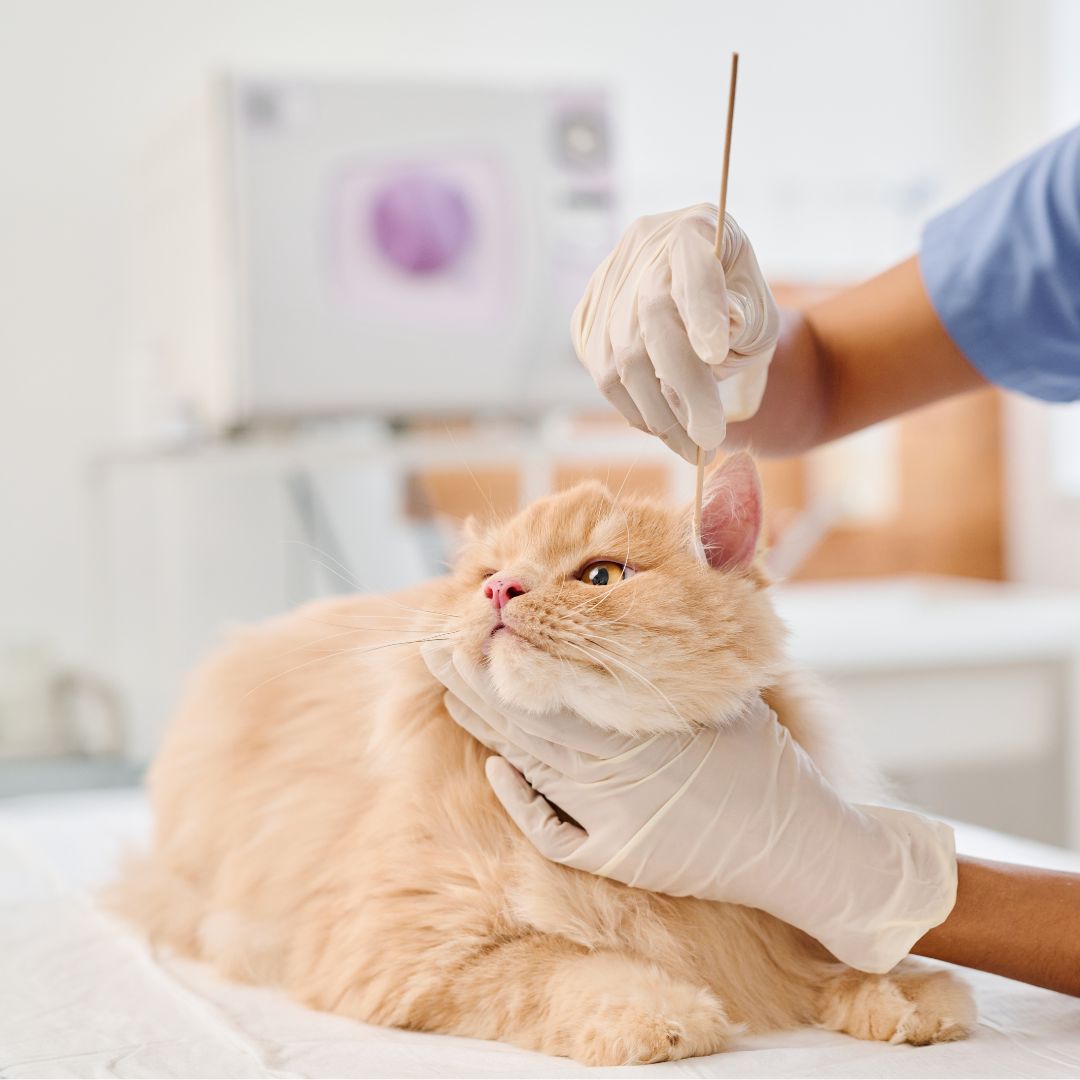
[101,75,632,763]
[130,76,615,435]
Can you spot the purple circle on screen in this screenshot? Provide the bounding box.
[370,173,473,275]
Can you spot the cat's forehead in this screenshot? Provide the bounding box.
[487,484,675,569]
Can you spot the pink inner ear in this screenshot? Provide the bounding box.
[699,454,763,571]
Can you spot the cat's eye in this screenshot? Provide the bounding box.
[579,561,633,587]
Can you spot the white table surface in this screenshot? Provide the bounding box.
[3,788,1079,1079]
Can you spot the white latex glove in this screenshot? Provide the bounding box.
[423,642,957,975]
[572,205,780,463]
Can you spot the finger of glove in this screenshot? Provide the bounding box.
[436,656,533,744]
[636,257,728,453]
[419,637,459,689]
[442,685,630,784]
[614,345,700,464]
[485,756,590,866]
[603,263,679,445]
[668,221,734,368]
[440,690,521,760]
[571,290,650,437]
[709,223,780,356]
[442,690,576,782]
[726,281,780,358]
[423,642,492,719]
[434,652,566,767]
[598,374,650,435]
[570,268,604,364]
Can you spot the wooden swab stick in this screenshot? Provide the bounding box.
[694,50,740,549]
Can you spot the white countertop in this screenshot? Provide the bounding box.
[773,576,1080,673]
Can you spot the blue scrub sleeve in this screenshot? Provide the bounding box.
[920,125,1080,402]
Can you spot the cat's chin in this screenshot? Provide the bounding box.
[473,615,727,734]
[484,635,613,723]
[484,640,691,734]
[485,639,568,715]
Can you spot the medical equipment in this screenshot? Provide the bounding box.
[696,53,740,543]
[130,76,616,435]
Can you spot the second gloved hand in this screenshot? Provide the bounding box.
[572,205,780,463]
[422,639,957,975]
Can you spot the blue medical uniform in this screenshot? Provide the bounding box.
[920,125,1080,401]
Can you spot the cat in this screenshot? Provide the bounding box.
[110,452,974,1065]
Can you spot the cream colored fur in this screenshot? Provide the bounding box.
[110,472,973,1065]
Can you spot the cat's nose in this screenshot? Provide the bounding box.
[484,575,528,611]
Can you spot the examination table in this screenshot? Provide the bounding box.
[3,788,1079,1078]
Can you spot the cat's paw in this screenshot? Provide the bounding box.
[569,982,736,1065]
[887,968,976,1045]
[820,965,975,1046]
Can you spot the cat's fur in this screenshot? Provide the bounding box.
[111,454,974,1065]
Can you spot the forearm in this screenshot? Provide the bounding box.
[912,855,1080,996]
[720,309,830,455]
[725,256,988,456]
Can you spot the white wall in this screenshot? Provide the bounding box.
[0,0,1070,674]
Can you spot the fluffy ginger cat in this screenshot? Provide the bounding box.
[112,453,974,1066]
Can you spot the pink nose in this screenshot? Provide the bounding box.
[484,575,528,611]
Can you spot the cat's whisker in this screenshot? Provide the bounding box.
[342,631,462,659]
[285,538,402,596]
[584,497,635,616]
[241,631,461,700]
[296,553,368,594]
[575,639,688,725]
[578,534,633,619]
[283,545,466,621]
[574,577,633,615]
[347,603,462,622]
[443,423,500,523]
[306,602,464,624]
[610,449,644,506]
[276,626,400,658]
[563,640,625,691]
[319,610,461,619]
[580,632,637,659]
[575,546,688,623]
[305,613,461,629]
[275,619,461,660]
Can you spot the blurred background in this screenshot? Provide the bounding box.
[3,0,1080,848]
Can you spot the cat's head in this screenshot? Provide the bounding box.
[446,452,785,734]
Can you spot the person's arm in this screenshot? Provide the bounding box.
[730,125,1080,456]
[724,256,987,456]
[914,855,1080,996]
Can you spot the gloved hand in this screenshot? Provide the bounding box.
[572,205,780,464]
[423,641,958,975]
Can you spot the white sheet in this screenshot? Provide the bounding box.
[2,788,1079,1079]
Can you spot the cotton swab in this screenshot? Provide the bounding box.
[693,51,740,550]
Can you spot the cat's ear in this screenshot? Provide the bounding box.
[697,452,763,572]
